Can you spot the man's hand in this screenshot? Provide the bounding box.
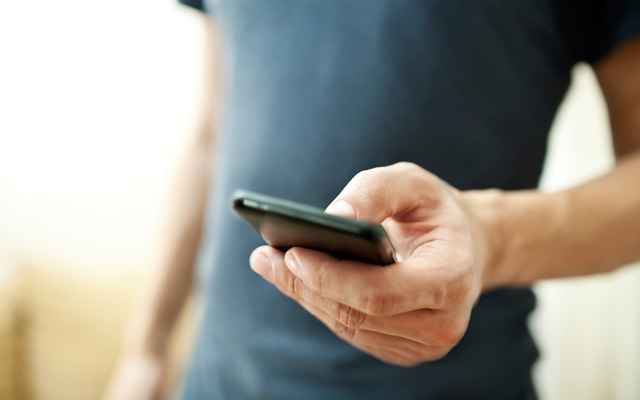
[251,38,640,369]
[102,352,167,400]
[249,162,497,367]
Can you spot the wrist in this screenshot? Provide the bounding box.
[119,346,168,372]
[460,189,509,290]
[462,188,569,289]
[122,326,172,360]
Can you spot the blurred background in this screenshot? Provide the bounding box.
[0,1,639,399]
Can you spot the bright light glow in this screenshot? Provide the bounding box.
[0,0,206,271]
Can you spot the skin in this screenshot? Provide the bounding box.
[249,38,640,368]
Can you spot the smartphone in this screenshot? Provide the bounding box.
[232,190,397,265]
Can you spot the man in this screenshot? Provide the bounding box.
[105,1,640,399]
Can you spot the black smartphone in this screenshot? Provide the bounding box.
[232,190,397,265]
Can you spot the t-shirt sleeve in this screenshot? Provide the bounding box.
[591,0,640,61]
[558,0,640,64]
[178,0,207,13]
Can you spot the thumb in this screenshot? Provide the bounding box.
[325,162,440,224]
[324,199,357,219]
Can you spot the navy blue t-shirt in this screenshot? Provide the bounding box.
[177,1,640,399]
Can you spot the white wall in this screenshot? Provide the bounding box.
[0,0,206,272]
[0,2,207,398]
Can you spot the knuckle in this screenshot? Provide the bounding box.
[392,161,416,170]
[280,270,303,299]
[407,339,448,364]
[430,264,474,310]
[359,290,394,317]
[331,319,356,341]
[337,303,366,329]
[305,260,328,294]
[394,160,426,176]
[354,168,380,183]
[416,328,434,346]
[391,162,442,201]
[354,169,389,207]
[428,283,449,309]
[432,317,466,346]
[445,272,473,306]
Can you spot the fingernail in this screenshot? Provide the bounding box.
[326,200,356,219]
[285,253,300,276]
[251,253,273,280]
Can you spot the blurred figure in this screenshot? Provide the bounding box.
[105,1,640,400]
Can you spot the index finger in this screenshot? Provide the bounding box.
[285,246,457,317]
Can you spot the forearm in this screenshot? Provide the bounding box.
[124,218,202,357]
[470,150,640,289]
[121,18,220,358]
[123,139,211,357]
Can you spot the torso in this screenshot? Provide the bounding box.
[183,1,573,398]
